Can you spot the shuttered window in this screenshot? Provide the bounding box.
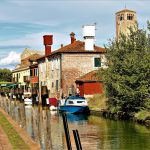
[94,58,101,67]
[56,80,59,91]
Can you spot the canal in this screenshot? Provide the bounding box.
[1,96,150,150]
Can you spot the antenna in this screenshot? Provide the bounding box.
[125,4,127,9]
[94,22,97,30]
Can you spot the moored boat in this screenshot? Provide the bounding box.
[58,96,89,114]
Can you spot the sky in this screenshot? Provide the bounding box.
[0,0,149,69]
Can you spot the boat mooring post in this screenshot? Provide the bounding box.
[73,129,82,150]
[62,113,72,150]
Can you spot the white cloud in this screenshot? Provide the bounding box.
[0,51,21,66]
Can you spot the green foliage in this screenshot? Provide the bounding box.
[0,68,12,82]
[135,110,150,120]
[99,23,150,113]
[88,94,107,110]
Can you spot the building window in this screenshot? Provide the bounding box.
[56,80,59,91]
[30,69,33,76]
[56,58,59,69]
[94,57,101,67]
[34,68,38,76]
[52,60,54,70]
[52,82,54,88]
[127,14,134,20]
[118,14,124,21]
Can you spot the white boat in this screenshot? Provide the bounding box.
[58,96,90,114]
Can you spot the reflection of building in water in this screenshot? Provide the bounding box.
[25,105,33,137]
[31,106,64,150]
[18,103,26,129]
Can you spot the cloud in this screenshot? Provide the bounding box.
[0,51,21,66]
[0,45,30,49]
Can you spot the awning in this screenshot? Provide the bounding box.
[0,83,18,87]
[6,84,18,87]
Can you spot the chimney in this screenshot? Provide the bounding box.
[43,35,53,56]
[83,25,95,51]
[70,32,76,44]
[61,44,63,48]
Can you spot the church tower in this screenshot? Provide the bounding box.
[116,9,137,39]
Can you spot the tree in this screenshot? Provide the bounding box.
[0,68,12,82]
[99,23,150,113]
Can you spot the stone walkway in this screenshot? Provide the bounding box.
[0,108,41,150]
[0,126,13,150]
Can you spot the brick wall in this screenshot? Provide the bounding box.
[61,53,101,97]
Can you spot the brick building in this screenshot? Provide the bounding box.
[38,25,106,102]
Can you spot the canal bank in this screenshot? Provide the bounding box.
[0,107,41,150]
[1,95,150,150]
[88,94,150,128]
[90,108,150,127]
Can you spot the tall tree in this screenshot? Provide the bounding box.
[0,68,12,82]
[99,24,150,113]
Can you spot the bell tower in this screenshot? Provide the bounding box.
[116,9,137,39]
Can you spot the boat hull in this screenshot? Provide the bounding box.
[59,105,89,114]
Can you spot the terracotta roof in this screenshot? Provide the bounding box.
[12,64,29,72]
[37,40,106,60]
[76,70,102,82]
[51,40,105,54]
[13,54,42,72]
[116,9,136,14]
[22,53,42,61]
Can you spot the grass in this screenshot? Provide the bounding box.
[0,111,30,150]
[134,110,150,120]
[88,94,107,110]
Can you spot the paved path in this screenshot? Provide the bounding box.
[0,126,13,150]
[0,108,41,150]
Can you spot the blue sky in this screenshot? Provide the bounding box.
[0,0,149,69]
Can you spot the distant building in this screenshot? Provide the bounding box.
[116,9,137,39]
[38,25,106,102]
[12,48,43,92]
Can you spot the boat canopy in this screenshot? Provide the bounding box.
[66,96,85,100]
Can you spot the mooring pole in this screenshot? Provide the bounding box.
[73,129,82,150]
[62,113,72,150]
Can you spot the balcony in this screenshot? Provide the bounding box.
[23,76,30,82]
[30,76,39,84]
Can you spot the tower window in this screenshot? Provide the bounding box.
[127,14,134,20]
[118,14,124,21]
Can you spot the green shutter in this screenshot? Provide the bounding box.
[94,58,101,67]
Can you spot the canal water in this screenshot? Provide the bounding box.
[1,96,150,150]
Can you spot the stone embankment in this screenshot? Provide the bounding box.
[90,108,150,127]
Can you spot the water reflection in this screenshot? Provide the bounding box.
[1,96,150,150]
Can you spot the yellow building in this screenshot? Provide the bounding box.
[12,48,43,92]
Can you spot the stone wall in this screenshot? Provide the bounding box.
[61,53,102,97]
